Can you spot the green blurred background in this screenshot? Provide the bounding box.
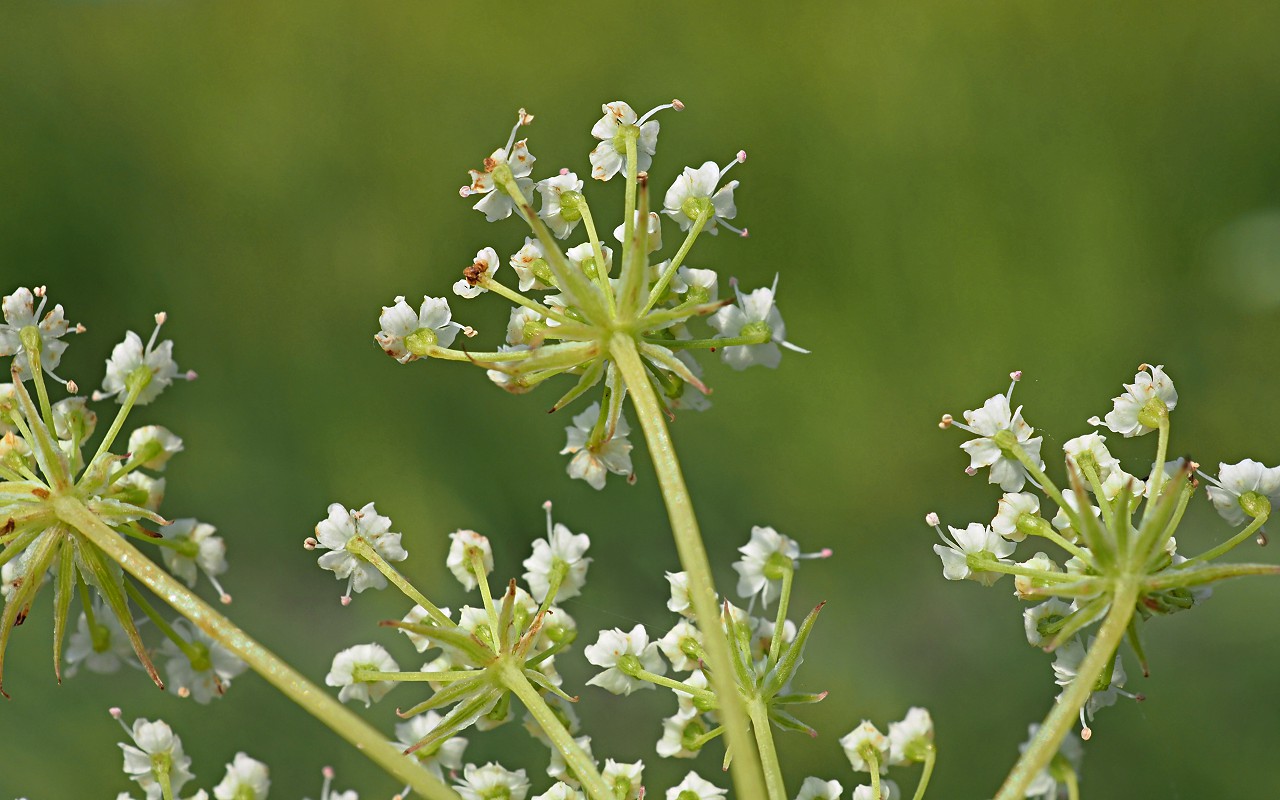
[3,0,1280,796]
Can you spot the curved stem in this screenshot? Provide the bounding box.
[911,744,937,800]
[609,332,767,800]
[993,580,1138,800]
[1183,512,1268,565]
[52,495,460,800]
[500,660,612,800]
[747,697,787,800]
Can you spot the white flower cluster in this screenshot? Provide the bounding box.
[836,709,935,800]
[111,709,269,800]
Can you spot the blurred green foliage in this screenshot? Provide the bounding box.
[2,0,1279,797]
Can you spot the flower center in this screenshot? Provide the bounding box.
[405,328,439,356]
[680,195,714,222]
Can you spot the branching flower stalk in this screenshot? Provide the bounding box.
[936,366,1280,798]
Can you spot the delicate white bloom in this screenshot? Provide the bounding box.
[1101,467,1147,502]
[376,296,462,362]
[313,502,407,597]
[126,425,184,471]
[52,396,97,441]
[709,277,807,370]
[1,556,28,602]
[1094,364,1178,437]
[1052,637,1128,724]
[0,286,77,381]
[162,620,248,704]
[510,239,553,292]
[160,518,228,595]
[461,129,536,222]
[601,760,645,800]
[487,344,531,392]
[794,777,843,800]
[119,717,195,800]
[673,267,718,303]
[566,242,614,280]
[666,571,694,616]
[454,763,530,800]
[65,608,138,677]
[851,781,899,800]
[1050,490,1101,538]
[1014,552,1060,600]
[932,523,1015,586]
[447,529,494,591]
[589,101,662,181]
[454,247,503,299]
[733,525,800,607]
[887,707,934,765]
[212,752,270,800]
[663,352,712,413]
[394,711,468,778]
[1020,724,1083,800]
[585,624,666,695]
[534,783,585,800]
[0,428,34,471]
[523,511,592,603]
[657,709,704,759]
[751,617,796,665]
[956,393,1044,492]
[662,159,745,236]
[665,771,726,800]
[1024,599,1074,648]
[326,643,399,707]
[658,619,703,672]
[537,171,585,239]
[113,470,166,513]
[398,604,453,653]
[507,306,546,347]
[1063,433,1119,481]
[613,211,664,253]
[560,402,633,490]
[676,670,712,718]
[95,314,193,405]
[992,492,1040,542]
[840,721,890,774]
[1204,459,1280,526]
[547,734,594,784]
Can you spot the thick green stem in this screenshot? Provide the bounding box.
[53,495,459,800]
[609,332,767,800]
[747,697,787,800]
[500,660,612,800]
[993,580,1139,800]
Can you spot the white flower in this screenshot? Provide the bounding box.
[394,711,468,778]
[460,114,536,221]
[1014,552,1060,600]
[656,709,705,759]
[992,492,1040,542]
[613,211,664,254]
[560,402,633,490]
[312,502,407,598]
[1063,432,1119,481]
[1204,459,1280,526]
[454,247,503,299]
[376,296,462,362]
[732,526,800,607]
[110,471,166,515]
[65,608,138,677]
[161,620,247,704]
[522,509,592,603]
[1093,364,1178,437]
[1024,598,1074,648]
[119,717,195,800]
[1050,489,1101,538]
[657,619,703,672]
[397,604,453,653]
[487,344,532,392]
[602,761,645,800]
[547,734,594,785]
[1101,467,1147,502]
[794,777,843,800]
[673,267,718,303]
[537,171,585,239]
[1052,636,1128,725]
[840,721,889,774]
[665,771,726,800]
[585,624,666,695]
[326,643,399,707]
[932,523,1015,586]
[94,313,193,405]
[52,396,97,441]
[662,156,746,236]
[850,781,899,800]
[956,392,1043,492]
[589,100,672,181]
[212,753,270,800]
[160,518,228,597]
[510,239,553,291]
[454,763,530,800]
[709,277,807,371]
[447,530,494,591]
[666,571,694,616]
[126,425,184,471]
[506,306,546,347]
[534,783,585,800]
[566,242,614,280]
[887,707,934,765]
[0,286,77,381]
